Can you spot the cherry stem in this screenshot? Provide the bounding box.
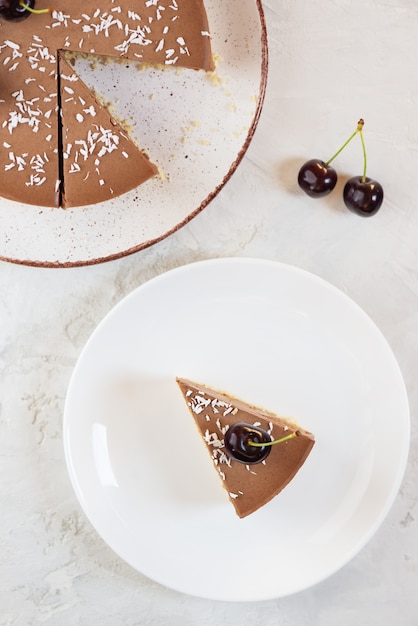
[359,127,367,183]
[325,118,365,167]
[248,431,297,448]
[19,1,53,13]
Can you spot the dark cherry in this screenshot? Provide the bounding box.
[224,422,272,465]
[297,159,337,198]
[0,0,35,21]
[343,176,384,217]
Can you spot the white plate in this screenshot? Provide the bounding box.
[63,258,410,601]
[0,0,267,267]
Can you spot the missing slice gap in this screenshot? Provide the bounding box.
[56,51,65,208]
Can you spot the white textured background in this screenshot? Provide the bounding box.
[1,0,418,623]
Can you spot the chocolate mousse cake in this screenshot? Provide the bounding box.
[0,0,214,208]
[176,377,315,518]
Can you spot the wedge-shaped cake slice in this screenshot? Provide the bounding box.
[59,56,158,208]
[176,377,315,518]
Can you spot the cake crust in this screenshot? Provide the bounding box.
[176,377,315,518]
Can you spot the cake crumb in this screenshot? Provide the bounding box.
[157,166,166,181]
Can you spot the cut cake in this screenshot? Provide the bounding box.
[0,0,214,208]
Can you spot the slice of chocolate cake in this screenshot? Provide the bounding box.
[59,55,158,208]
[176,377,315,518]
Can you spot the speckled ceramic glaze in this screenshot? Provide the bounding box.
[0,0,268,266]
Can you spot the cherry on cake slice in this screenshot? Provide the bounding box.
[176,377,315,518]
[59,56,158,208]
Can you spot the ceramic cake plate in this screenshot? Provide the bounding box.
[63,258,410,601]
[0,0,267,267]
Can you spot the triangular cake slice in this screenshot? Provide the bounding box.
[59,56,158,208]
[176,377,315,518]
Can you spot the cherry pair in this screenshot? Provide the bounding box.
[298,119,384,217]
